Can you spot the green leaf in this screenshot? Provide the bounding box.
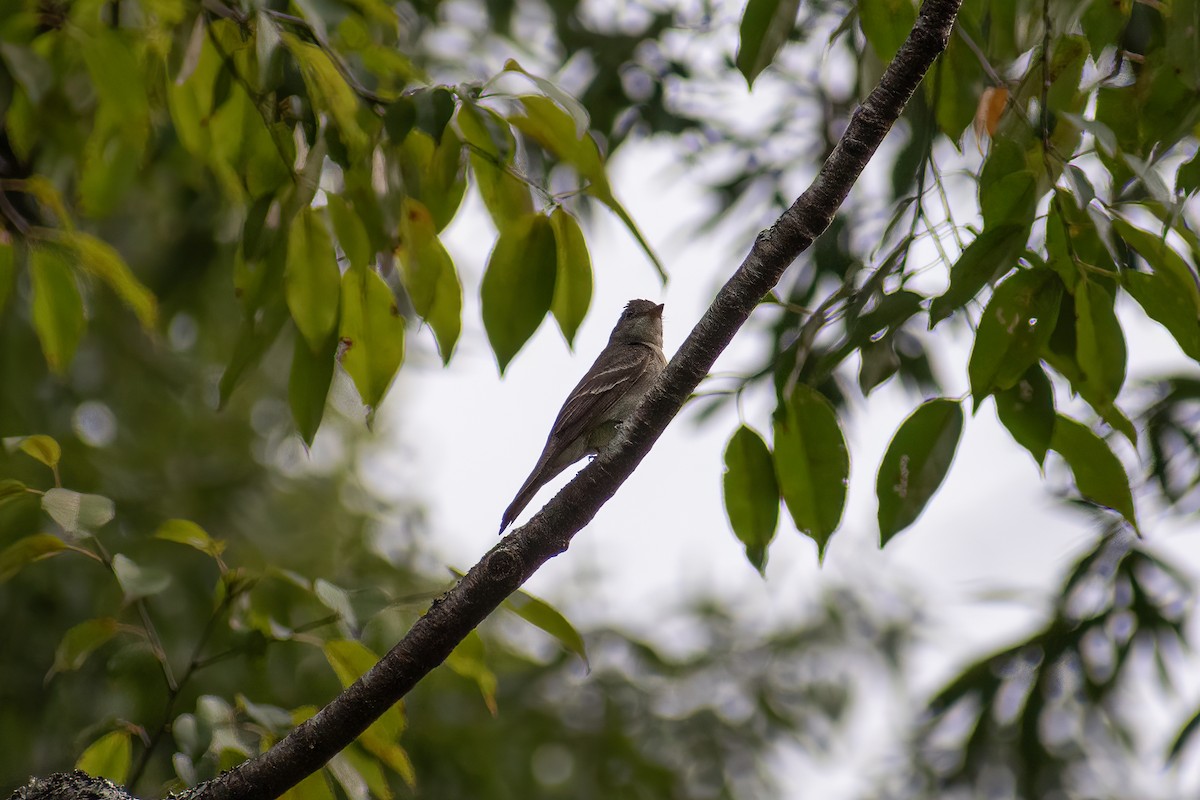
[502,60,590,139]
[549,207,593,347]
[1169,706,1200,764]
[877,398,964,545]
[314,578,358,630]
[456,100,516,162]
[981,170,1038,231]
[15,434,61,469]
[1178,150,1200,196]
[286,207,341,353]
[0,479,30,509]
[967,268,1063,406]
[772,384,849,561]
[338,269,406,410]
[929,224,1028,326]
[0,239,15,315]
[289,328,337,446]
[1050,415,1137,529]
[995,364,1056,467]
[458,101,532,229]
[219,292,289,409]
[398,199,462,362]
[509,95,666,282]
[30,246,86,375]
[1040,294,1138,445]
[154,519,226,558]
[112,553,172,600]
[324,639,414,784]
[397,127,466,232]
[1075,280,1126,405]
[281,33,368,158]
[50,617,119,675]
[66,231,157,330]
[79,29,148,121]
[1114,217,1200,308]
[859,0,916,62]
[736,0,801,87]
[722,425,779,573]
[504,587,588,668]
[0,533,68,583]
[469,153,533,233]
[42,488,115,533]
[324,639,382,689]
[79,133,141,218]
[326,194,372,274]
[339,746,393,800]
[1124,269,1200,361]
[75,730,131,784]
[445,630,499,716]
[412,86,456,142]
[480,213,557,373]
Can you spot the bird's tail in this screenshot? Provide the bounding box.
[499,456,565,534]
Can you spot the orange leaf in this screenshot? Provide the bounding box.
[974,86,1009,149]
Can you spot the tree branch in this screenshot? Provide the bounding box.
[193,2,963,798]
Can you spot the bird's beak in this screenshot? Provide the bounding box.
[652,303,665,318]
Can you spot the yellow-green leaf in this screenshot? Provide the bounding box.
[76,730,131,784]
[549,207,592,347]
[31,246,85,374]
[502,59,590,138]
[281,33,368,158]
[398,127,466,232]
[16,434,61,468]
[323,639,413,785]
[0,533,68,583]
[68,231,157,330]
[504,588,588,668]
[480,213,557,373]
[510,95,665,281]
[338,269,405,410]
[286,207,341,352]
[289,328,337,445]
[444,629,499,714]
[51,617,119,675]
[154,519,226,558]
[398,199,461,363]
[326,193,372,274]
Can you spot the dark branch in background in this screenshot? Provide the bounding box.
[192,2,965,799]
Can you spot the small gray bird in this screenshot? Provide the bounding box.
[499,299,667,533]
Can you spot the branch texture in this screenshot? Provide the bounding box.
[196,2,963,798]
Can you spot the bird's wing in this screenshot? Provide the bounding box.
[548,342,657,447]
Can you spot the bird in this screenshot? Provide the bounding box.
[499,299,667,533]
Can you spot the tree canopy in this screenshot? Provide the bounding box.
[2,0,1199,798]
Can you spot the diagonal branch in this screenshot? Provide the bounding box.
[193,2,963,798]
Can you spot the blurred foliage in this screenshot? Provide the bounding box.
[1,0,1199,798]
[907,529,1195,799]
